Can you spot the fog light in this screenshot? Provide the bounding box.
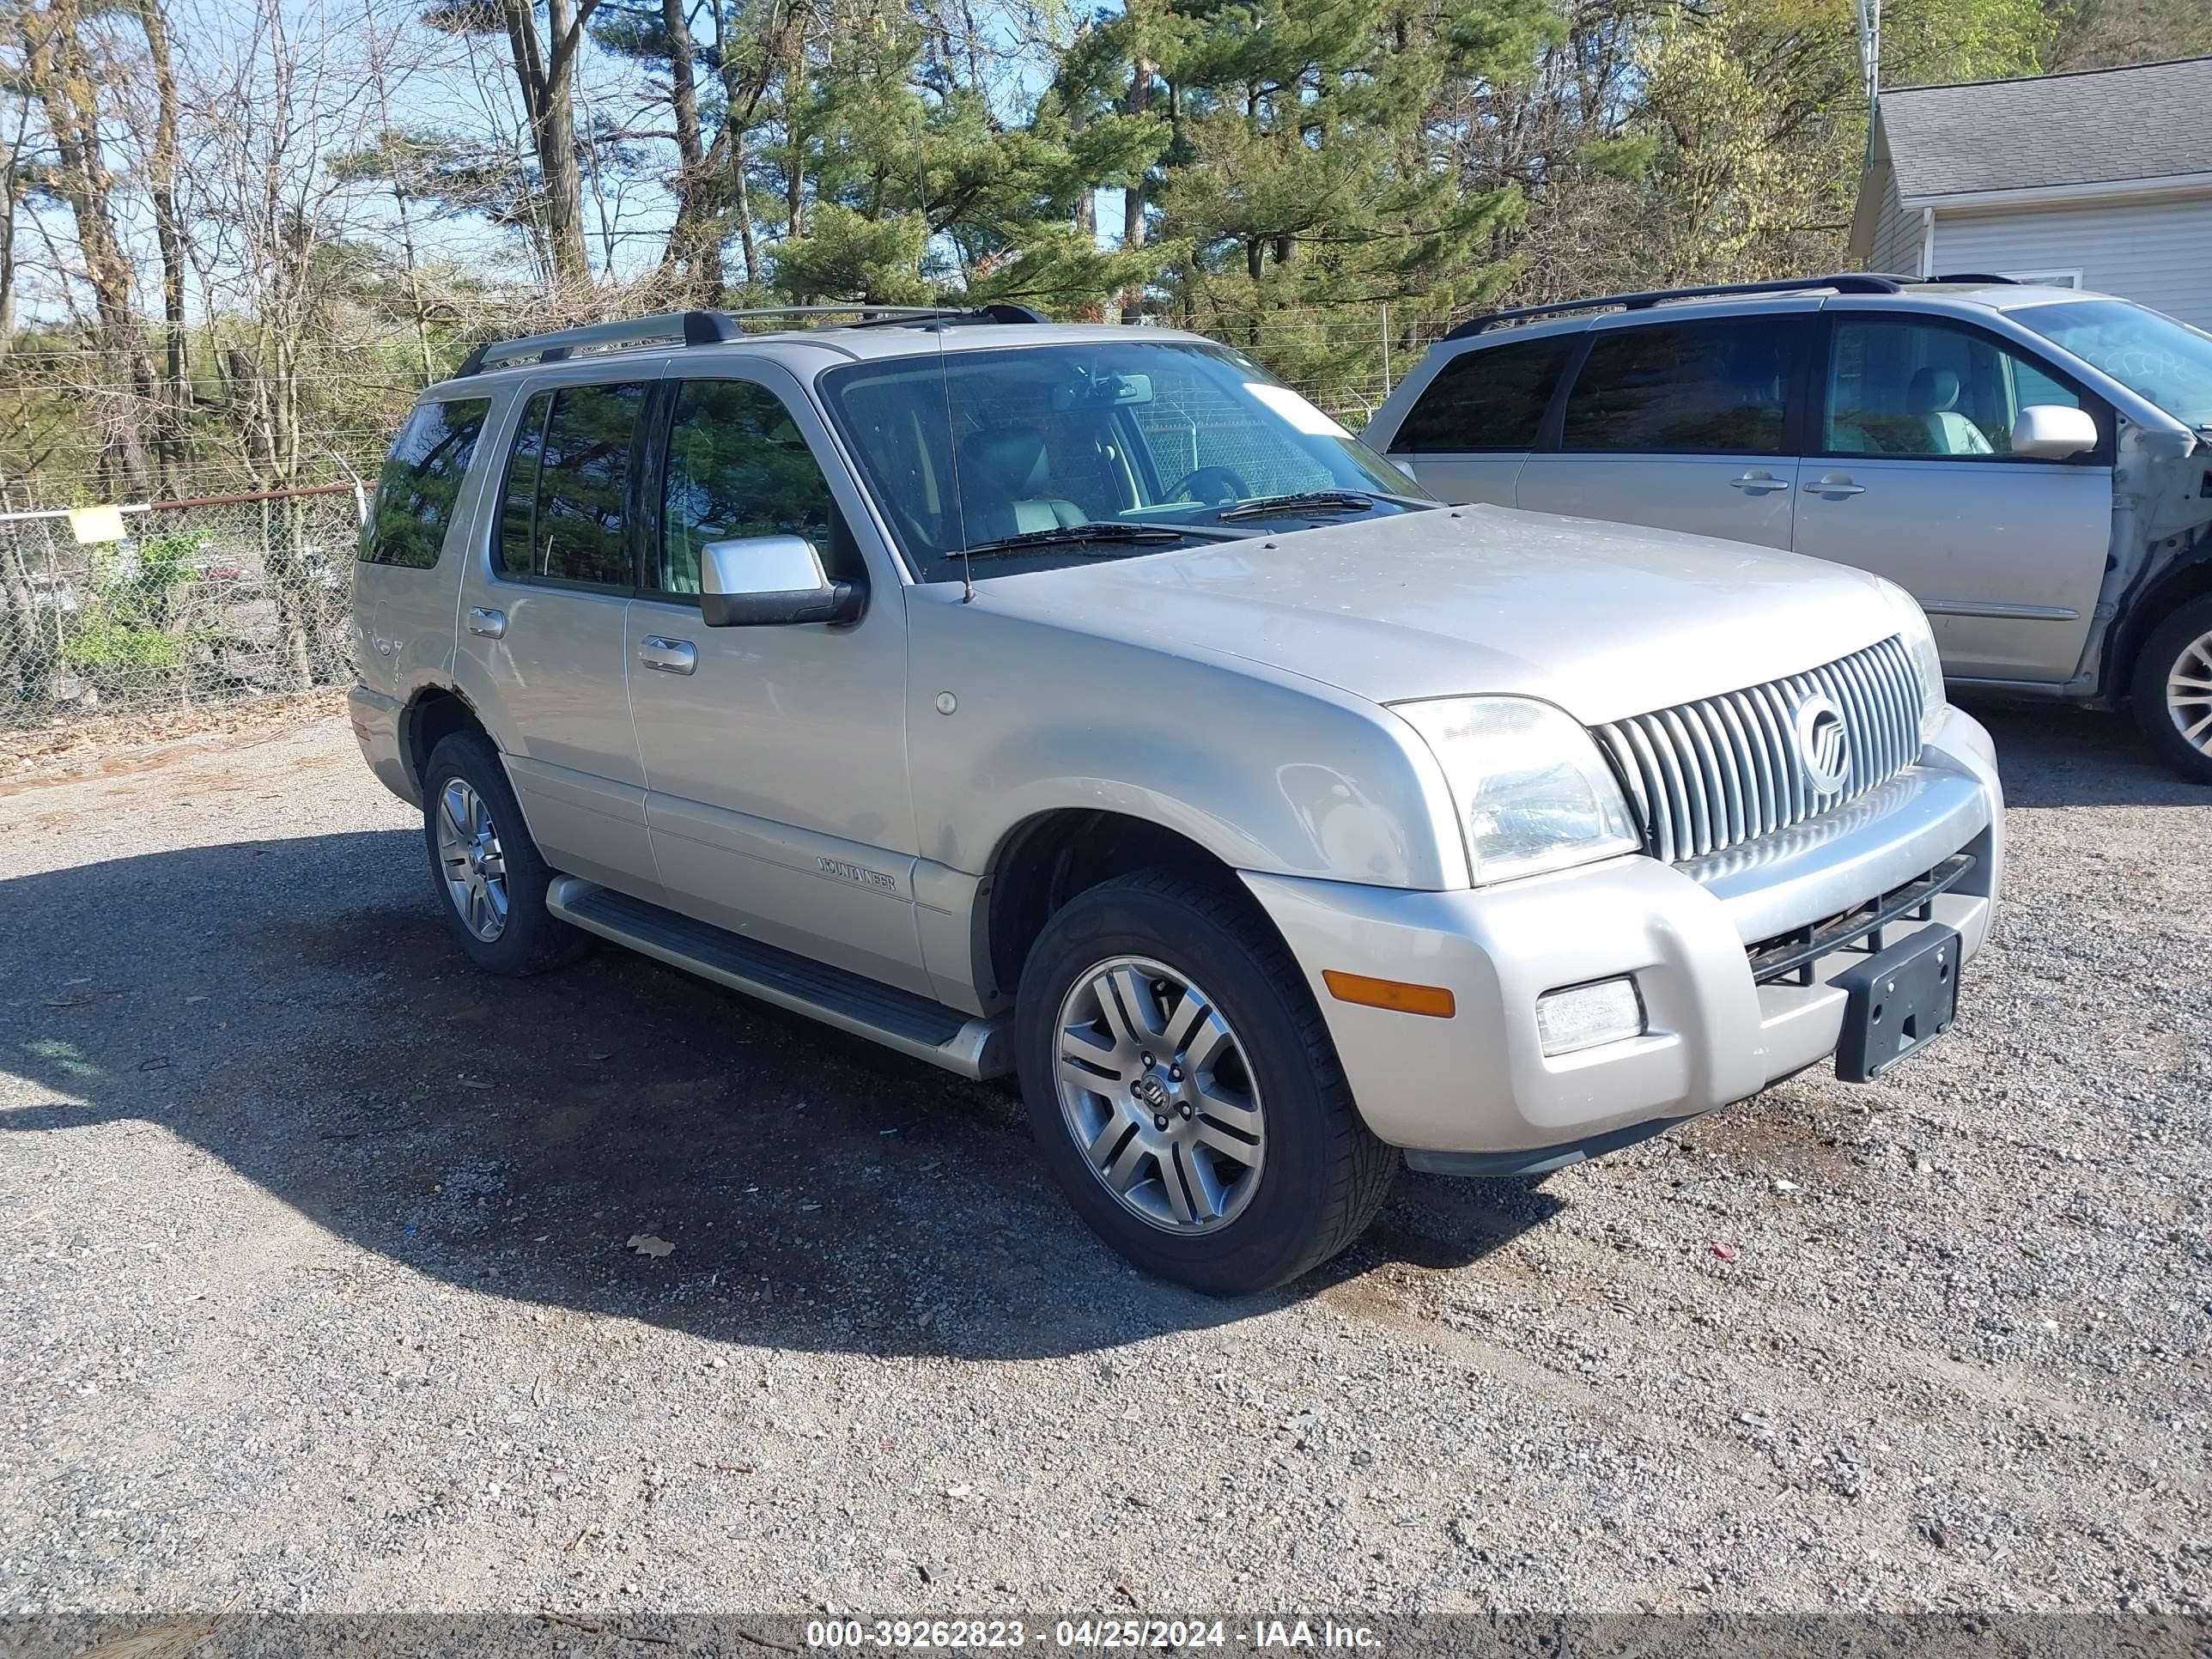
[1535,976,1645,1055]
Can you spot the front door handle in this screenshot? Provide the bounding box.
[466,607,507,639]
[1803,474,1866,496]
[638,636,697,676]
[1727,471,1790,494]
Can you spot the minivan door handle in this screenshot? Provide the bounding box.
[1803,473,1866,496]
[1727,471,1790,494]
[638,636,697,676]
[466,607,507,638]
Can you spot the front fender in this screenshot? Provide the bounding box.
[903,586,1468,890]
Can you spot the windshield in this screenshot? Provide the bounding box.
[819,341,1427,580]
[2012,299,2212,430]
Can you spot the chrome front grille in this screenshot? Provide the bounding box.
[1593,635,1924,863]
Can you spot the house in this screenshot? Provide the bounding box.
[1849,56,2212,327]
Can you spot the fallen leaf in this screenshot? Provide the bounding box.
[586,1050,613,1061]
[627,1233,675,1258]
[1710,1243,1736,1262]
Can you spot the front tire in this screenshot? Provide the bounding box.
[1014,867,1395,1296]
[2130,596,2212,785]
[421,731,589,975]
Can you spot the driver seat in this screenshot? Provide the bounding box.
[958,428,1086,540]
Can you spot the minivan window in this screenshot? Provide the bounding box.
[1821,318,2091,459]
[1389,336,1573,453]
[359,398,490,568]
[1561,319,1795,455]
[659,380,837,596]
[495,381,647,588]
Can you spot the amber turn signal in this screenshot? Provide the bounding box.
[1322,970,1455,1019]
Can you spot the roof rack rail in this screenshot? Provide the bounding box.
[1442,273,1912,341]
[453,302,1050,376]
[1925,272,2021,284]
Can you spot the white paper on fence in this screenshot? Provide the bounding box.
[1241,382,1353,440]
[67,505,129,544]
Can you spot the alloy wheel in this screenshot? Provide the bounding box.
[1053,956,1265,1233]
[2167,628,2212,756]
[434,778,509,942]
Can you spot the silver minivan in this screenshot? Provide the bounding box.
[1365,275,2212,781]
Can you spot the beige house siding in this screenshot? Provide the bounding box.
[1931,198,2212,326]
[1867,179,1924,276]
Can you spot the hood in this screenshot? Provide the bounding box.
[969,504,1906,726]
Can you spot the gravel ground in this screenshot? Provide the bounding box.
[1,701,2206,1622]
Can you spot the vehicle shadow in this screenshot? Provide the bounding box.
[0,829,1554,1361]
[1959,696,2209,808]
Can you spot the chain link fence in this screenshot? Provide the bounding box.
[0,483,367,737]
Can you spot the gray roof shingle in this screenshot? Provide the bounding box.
[1881,56,2212,200]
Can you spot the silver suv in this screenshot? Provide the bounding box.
[1366,275,2212,782]
[349,305,2003,1294]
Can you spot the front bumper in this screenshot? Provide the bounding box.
[346,684,420,808]
[1241,705,2003,1169]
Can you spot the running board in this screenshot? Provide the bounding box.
[546,878,1011,1079]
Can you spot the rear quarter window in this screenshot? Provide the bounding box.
[1389,336,1573,453]
[358,398,492,568]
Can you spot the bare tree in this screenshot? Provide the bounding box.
[11,0,158,496]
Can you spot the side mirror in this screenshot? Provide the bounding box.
[2011,404,2099,460]
[698,536,863,627]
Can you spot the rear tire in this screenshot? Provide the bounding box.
[1014,867,1395,1296]
[2130,596,2212,785]
[421,731,590,975]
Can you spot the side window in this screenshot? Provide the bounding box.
[359,398,490,568]
[497,392,551,578]
[1561,319,1796,455]
[659,380,837,596]
[1389,336,1573,453]
[494,381,647,586]
[1821,318,2093,460]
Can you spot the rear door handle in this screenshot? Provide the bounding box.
[1804,474,1866,496]
[1727,471,1790,495]
[466,607,507,638]
[638,636,697,675]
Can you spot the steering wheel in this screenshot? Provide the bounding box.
[1168,465,1250,506]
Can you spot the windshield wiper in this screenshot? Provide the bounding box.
[958,523,1195,560]
[1212,489,1391,523]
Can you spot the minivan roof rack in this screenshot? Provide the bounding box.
[1443,273,1921,341]
[453,302,1051,376]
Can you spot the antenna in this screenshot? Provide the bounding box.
[903,90,974,602]
[1856,0,1881,150]
[937,325,975,603]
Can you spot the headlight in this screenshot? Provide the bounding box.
[1393,696,1643,884]
[1878,579,1948,747]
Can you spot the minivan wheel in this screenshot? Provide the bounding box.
[1014,867,1395,1296]
[2130,595,2212,785]
[420,732,590,975]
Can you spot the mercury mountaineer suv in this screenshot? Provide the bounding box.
[349,306,2004,1295]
